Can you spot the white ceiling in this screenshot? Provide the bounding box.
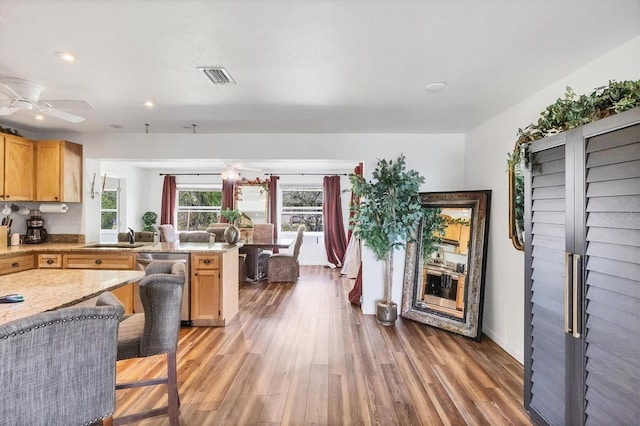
[0,0,637,138]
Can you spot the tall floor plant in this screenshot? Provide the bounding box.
[350,154,424,325]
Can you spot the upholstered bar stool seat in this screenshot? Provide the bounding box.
[112,260,185,426]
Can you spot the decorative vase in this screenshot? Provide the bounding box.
[376,250,398,326]
[224,224,240,245]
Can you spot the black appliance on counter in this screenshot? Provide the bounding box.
[25,212,47,244]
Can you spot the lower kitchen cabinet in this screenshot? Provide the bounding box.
[0,254,35,275]
[63,252,136,270]
[63,253,136,312]
[191,247,239,326]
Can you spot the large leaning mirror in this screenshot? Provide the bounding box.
[401,190,491,339]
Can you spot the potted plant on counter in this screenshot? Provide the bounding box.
[141,211,158,232]
[220,209,242,245]
[350,154,424,326]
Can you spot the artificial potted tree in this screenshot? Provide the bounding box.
[350,154,424,326]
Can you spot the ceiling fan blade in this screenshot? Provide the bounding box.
[39,100,94,110]
[0,106,16,115]
[41,107,86,123]
[0,81,24,100]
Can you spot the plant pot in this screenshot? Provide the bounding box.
[376,300,398,326]
[224,224,240,245]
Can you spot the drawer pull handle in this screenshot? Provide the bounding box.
[95,259,103,265]
[11,262,19,268]
[46,259,54,265]
[203,259,211,265]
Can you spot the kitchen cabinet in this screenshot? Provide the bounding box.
[37,253,63,269]
[2,134,34,201]
[35,140,83,202]
[63,252,136,270]
[0,253,34,275]
[524,108,639,425]
[191,248,239,326]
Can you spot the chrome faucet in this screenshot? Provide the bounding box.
[127,227,135,244]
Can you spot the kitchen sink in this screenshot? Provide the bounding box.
[83,243,148,249]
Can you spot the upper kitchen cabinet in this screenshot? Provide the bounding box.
[2,134,34,201]
[35,140,83,202]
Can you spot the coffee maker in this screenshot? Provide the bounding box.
[25,211,47,244]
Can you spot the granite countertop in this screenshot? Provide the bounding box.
[0,269,145,325]
[0,241,239,257]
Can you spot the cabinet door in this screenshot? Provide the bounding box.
[581,124,640,425]
[4,135,33,201]
[34,141,61,201]
[524,138,568,426]
[191,268,221,325]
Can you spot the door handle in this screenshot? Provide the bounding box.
[572,254,582,339]
[564,252,573,334]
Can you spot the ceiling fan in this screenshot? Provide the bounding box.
[221,162,262,180]
[0,77,93,123]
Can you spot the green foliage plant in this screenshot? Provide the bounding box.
[220,208,242,225]
[421,208,447,261]
[508,80,640,169]
[350,154,425,305]
[141,211,158,232]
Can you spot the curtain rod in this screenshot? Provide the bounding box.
[159,173,222,176]
[264,173,349,176]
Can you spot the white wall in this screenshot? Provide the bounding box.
[465,36,640,362]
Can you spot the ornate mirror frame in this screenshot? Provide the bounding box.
[508,144,525,251]
[401,190,491,339]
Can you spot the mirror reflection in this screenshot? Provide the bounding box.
[417,208,471,320]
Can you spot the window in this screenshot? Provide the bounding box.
[177,189,222,231]
[100,190,118,230]
[281,188,323,232]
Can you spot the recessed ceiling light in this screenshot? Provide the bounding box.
[56,51,76,62]
[144,100,155,108]
[426,82,446,92]
[34,114,44,120]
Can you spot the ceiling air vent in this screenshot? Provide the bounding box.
[198,67,236,85]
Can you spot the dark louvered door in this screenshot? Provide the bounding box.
[581,123,640,425]
[524,137,568,426]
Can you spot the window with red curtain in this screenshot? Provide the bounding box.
[322,175,347,268]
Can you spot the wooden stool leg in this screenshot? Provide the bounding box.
[167,352,180,426]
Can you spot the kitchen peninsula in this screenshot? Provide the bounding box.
[0,241,239,327]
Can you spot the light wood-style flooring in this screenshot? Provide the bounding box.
[115,265,532,425]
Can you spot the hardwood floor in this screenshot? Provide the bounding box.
[115,265,532,425]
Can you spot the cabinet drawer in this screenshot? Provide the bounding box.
[0,254,35,275]
[192,255,220,270]
[63,253,135,270]
[38,253,63,269]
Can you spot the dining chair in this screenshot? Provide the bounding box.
[112,260,185,426]
[267,224,305,283]
[0,295,124,426]
[158,224,178,242]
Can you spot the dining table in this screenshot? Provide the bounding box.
[0,269,145,325]
[239,238,293,282]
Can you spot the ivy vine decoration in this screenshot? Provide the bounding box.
[507,79,640,169]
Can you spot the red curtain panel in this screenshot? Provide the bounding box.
[160,175,176,225]
[323,175,348,268]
